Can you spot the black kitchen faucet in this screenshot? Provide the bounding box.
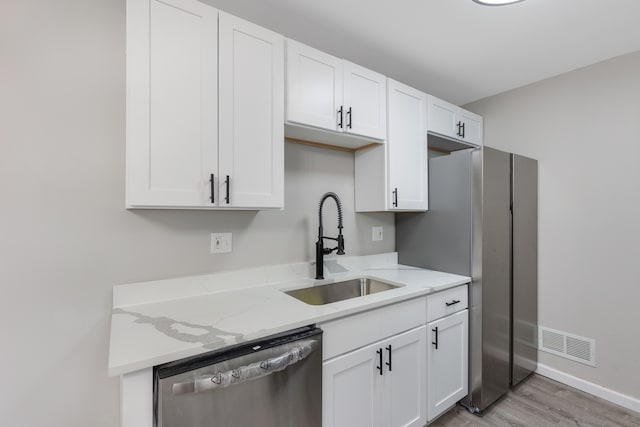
[315,192,345,280]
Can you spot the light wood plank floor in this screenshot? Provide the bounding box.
[431,374,640,427]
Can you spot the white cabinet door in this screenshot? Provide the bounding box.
[323,342,380,427]
[459,108,483,146]
[323,327,427,427]
[285,40,386,146]
[126,0,218,208]
[286,39,342,132]
[427,94,483,146]
[218,12,284,208]
[387,79,428,211]
[382,327,427,427]
[343,61,386,140]
[354,79,427,212]
[427,95,458,140]
[427,309,469,422]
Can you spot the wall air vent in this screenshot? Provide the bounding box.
[539,326,596,367]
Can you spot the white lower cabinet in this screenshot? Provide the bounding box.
[323,326,427,427]
[427,309,469,422]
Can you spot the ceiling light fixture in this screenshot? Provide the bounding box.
[473,0,525,5]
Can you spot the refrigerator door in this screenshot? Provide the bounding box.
[396,149,473,276]
[472,147,512,411]
[511,154,538,386]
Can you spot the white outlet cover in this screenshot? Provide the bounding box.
[211,233,232,254]
[372,226,383,241]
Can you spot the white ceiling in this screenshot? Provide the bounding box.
[203,0,640,105]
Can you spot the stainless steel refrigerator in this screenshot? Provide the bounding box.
[396,146,538,413]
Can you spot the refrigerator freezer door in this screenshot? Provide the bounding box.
[473,147,512,411]
[511,154,538,386]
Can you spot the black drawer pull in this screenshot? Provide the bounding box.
[376,348,383,375]
[445,299,461,307]
[385,345,392,372]
[337,106,343,129]
[224,175,230,204]
[209,173,215,203]
[432,327,439,350]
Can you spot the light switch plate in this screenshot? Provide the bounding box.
[211,233,232,254]
[372,226,383,241]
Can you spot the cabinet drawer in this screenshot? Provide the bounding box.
[320,297,426,360]
[426,284,468,322]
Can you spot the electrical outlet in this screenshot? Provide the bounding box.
[211,233,232,254]
[372,226,383,241]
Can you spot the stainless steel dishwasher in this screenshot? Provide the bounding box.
[154,326,322,427]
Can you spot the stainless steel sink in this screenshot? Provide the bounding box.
[284,277,403,305]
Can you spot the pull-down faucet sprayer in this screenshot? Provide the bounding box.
[316,192,345,280]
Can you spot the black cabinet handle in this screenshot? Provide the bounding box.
[432,327,439,350]
[376,348,383,375]
[461,122,466,138]
[346,107,352,129]
[456,121,462,137]
[224,175,230,204]
[385,345,392,372]
[209,174,215,203]
[392,188,398,208]
[337,106,343,129]
[445,299,461,307]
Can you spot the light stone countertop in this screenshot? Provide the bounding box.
[108,253,470,376]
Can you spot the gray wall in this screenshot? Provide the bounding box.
[466,52,640,400]
[0,1,394,425]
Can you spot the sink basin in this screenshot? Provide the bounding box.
[284,277,403,305]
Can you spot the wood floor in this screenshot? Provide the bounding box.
[431,374,640,427]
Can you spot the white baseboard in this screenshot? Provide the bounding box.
[536,364,640,415]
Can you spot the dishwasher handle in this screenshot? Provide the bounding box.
[171,339,317,395]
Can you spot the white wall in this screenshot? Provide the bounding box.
[466,52,640,400]
[0,1,394,425]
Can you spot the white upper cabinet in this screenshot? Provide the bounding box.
[285,39,386,148]
[355,79,428,212]
[342,61,387,140]
[427,95,483,146]
[126,0,218,208]
[387,80,428,211]
[427,96,457,139]
[126,0,284,209]
[458,108,483,146]
[286,40,343,132]
[218,12,284,209]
